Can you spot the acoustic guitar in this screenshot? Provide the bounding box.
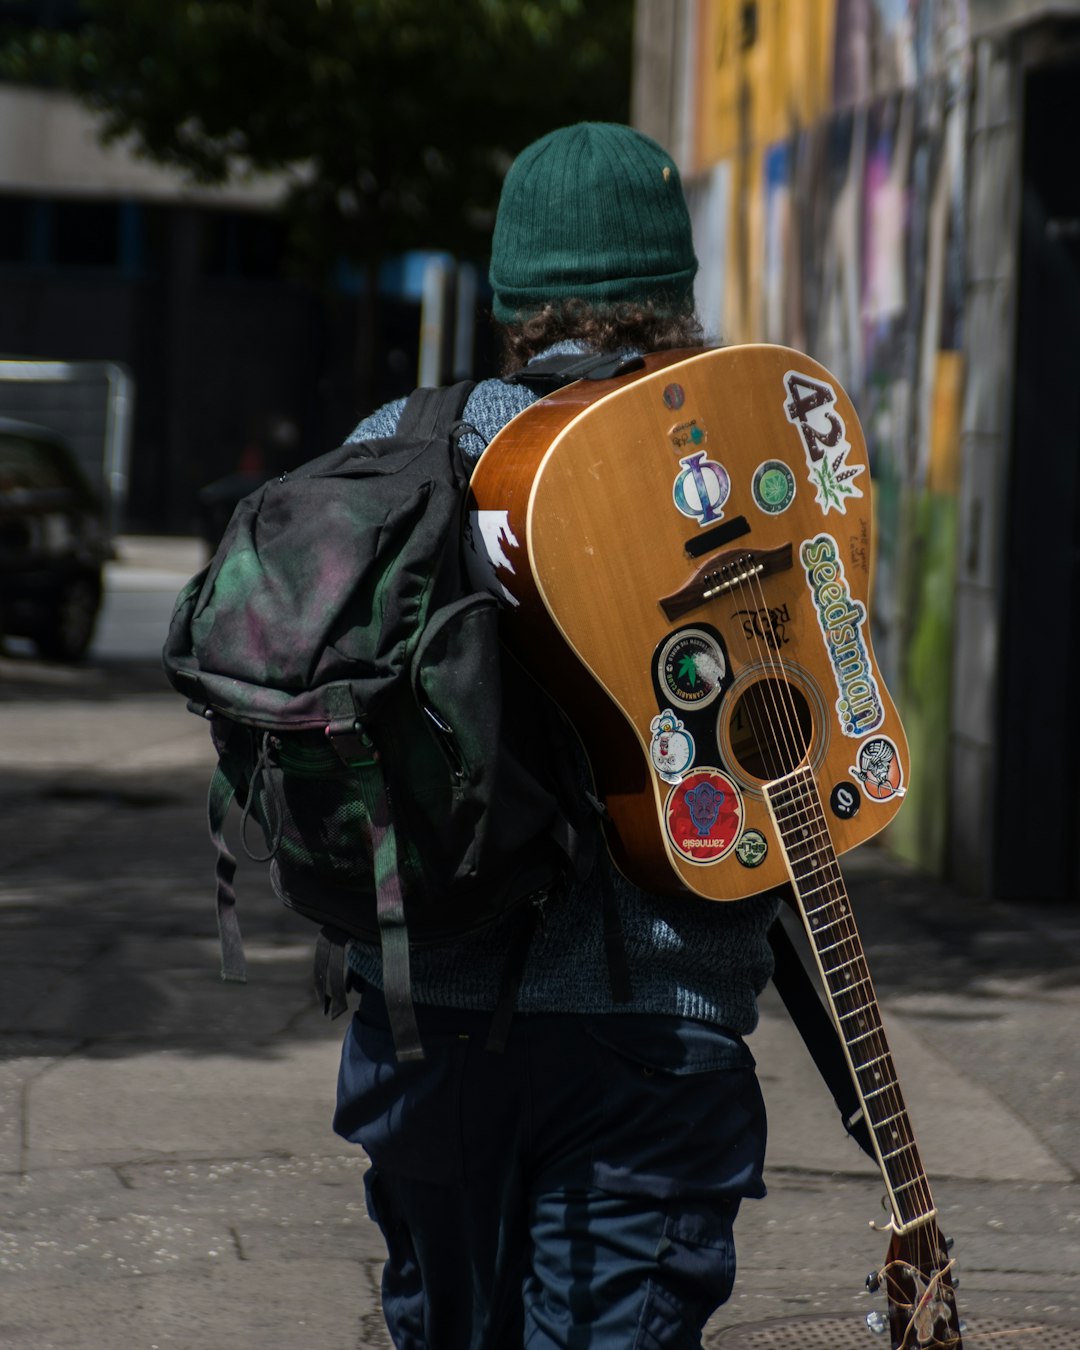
[468,344,962,1348]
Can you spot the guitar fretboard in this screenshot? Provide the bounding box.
[765,764,936,1234]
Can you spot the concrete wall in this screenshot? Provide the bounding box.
[950,33,1021,894]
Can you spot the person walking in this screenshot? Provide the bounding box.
[333,120,780,1350]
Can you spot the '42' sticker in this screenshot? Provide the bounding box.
[782,370,865,515]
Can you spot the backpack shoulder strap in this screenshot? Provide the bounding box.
[395,379,476,440]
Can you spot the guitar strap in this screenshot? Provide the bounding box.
[504,351,645,394]
[768,916,877,1163]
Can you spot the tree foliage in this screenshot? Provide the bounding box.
[1,0,634,270]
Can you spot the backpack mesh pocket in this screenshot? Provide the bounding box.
[260,737,375,884]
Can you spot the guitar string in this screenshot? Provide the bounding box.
[724,563,935,1225]
[737,564,938,1223]
[881,1247,961,1350]
[720,564,794,786]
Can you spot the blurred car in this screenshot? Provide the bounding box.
[0,417,114,661]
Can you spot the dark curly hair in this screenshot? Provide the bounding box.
[496,298,707,375]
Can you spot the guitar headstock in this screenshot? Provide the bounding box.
[873,1220,962,1348]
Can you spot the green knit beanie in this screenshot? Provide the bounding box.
[489,122,699,323]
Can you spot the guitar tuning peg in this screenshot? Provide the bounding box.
[944,1235,955,1250]
[865,1270,881,1292]
[865,1310,889,1334]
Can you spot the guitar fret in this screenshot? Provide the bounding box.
[791,860,834,882]
[786,831,831,854]
[892,1175,928,1196]
[814,926,856,947]
[788,847,832,868]
[782,834,836,856]
[821,954,861,975]
[800,881,845,904]
[870,1106,908,1131]
[881,1144,919,1166]
[833,989,875,1013]
[815,935,859,956]
[821,945,862,965]
[770,791,815,816]
[783,828,835,849]
[772,810,806,827]
[802,904,835,920]
[784,839,831,860]
[862,1081,898,1101]
[807,914,852,937]
[832,983,874,1009]
[837,1002,876,1023]
[799,869,847,891]
[831,973,872,992]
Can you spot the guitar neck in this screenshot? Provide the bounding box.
[764,764,936,1235]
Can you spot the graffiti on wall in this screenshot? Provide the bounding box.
[689,0,970,873]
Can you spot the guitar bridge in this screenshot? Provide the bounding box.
[659,543,793,621]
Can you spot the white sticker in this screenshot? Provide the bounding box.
[649,709,695,783]
[782,369,865,515]
[465,509,520,608]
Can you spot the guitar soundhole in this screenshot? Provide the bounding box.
[727,677,814,781]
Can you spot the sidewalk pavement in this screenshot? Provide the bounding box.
[0,540,1077,1348]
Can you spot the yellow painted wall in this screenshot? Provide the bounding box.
[695,0,836,170]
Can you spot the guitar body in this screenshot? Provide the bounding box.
[468,345,908,900]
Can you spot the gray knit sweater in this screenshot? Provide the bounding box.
[343,344,780,1033]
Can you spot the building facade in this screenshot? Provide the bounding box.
[0,53,437,533]
[633,0,1080,900]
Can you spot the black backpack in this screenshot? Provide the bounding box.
[163,378,613,1060]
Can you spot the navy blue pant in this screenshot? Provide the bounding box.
[334,987,767,1349]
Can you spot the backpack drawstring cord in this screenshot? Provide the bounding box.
[241,731,283,861]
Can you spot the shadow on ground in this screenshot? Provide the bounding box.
[2,651,1077,1068]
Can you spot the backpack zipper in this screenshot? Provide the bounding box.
[422,704,466,784]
